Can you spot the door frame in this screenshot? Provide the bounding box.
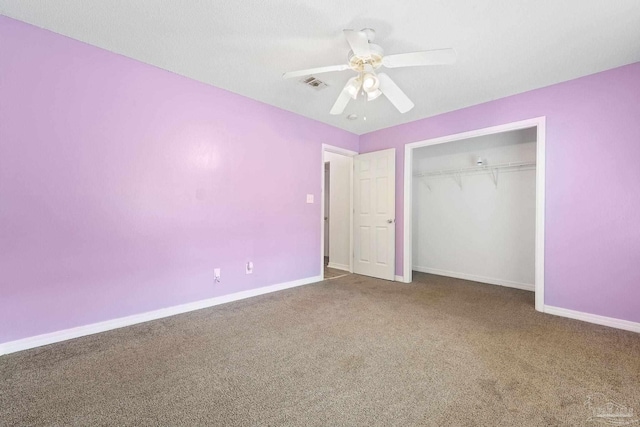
[403,117,546,312]
[321,144,357,279]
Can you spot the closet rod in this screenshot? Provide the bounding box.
[414,161,536,178]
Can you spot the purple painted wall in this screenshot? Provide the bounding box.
[1,15,638,345]
[360,61,640,323]
[0,17,358,343]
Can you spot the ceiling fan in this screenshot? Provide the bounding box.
[282,29,456,116]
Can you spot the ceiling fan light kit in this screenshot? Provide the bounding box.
[362,73,380,92]
[283,28,456,118]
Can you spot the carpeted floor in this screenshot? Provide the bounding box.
[324,266,348,279]
[324,256,349,279]
[1,273,639,426]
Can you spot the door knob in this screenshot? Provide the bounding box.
[387,219,395,224]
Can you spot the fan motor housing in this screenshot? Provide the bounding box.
[348,44,384,72]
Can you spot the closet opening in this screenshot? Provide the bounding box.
[403,118,546,311]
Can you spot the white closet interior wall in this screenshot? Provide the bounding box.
[412,127,537,290]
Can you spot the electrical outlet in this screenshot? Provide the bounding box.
[245,261,253,274]
[214,268,221,283]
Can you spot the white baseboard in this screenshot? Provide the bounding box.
[394,275,407,283]
[0,275,322,356]
[543,305,640,333]
[413,266,534,292]
[327,262,350,272]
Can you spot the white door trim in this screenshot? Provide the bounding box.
[321,144,357,279]
[403,117,546,312]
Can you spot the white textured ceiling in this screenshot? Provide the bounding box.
[1,1,639,134]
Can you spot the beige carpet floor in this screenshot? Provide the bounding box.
[1,272,639,426]
[324,266,348,279]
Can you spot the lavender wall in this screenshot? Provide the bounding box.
[1,15,638,346]
[360,62,640,323]
[0,17,358,343]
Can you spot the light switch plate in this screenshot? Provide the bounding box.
[306,194,314,203]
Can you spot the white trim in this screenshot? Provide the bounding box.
[321,144,357,280]
[327,262,350,272]
[534,121,546,311]
[403,144,413,284]
[413,266,534,292]
[394,275,407,282]
[544,305,640,333]
[403,117,546,311]
[0,275,322,356]
[321,144,358,158]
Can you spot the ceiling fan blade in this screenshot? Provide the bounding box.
[282,64,350,79]
[382,48,457,68]
[378,73,414,113]
[330,77,359,115]
[343,29,371,57]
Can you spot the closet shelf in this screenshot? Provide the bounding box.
[414,161,536,189]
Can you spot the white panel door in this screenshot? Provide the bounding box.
[353,149,396,280]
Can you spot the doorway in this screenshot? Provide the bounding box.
[403,117,545,311]
[321,144,357,280]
